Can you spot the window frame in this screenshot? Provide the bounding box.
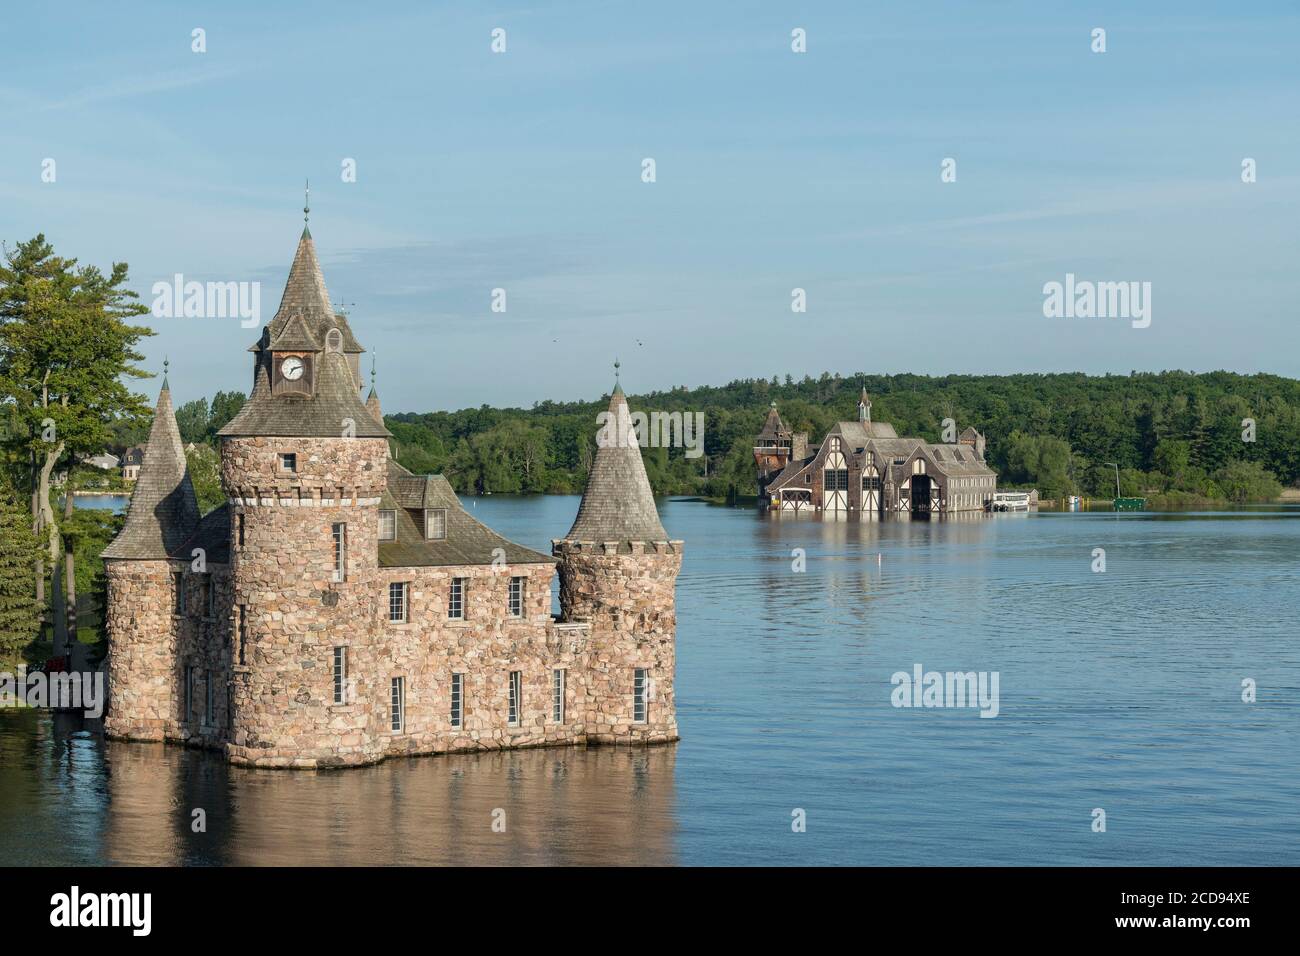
[388,581,408,623]
[450,673,463,728]
[633,668,649,724]
[448,577,466,620]
[507,670,522,727]
[278,452,297,473]
[424,508,447,541]
[508,576,525,618]
[390,676,405,733]
[332,522,347,583]
[552,668,565,723]
[333,646,347,705]
[378,509,396,542]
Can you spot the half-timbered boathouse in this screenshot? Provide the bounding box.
[754,389,997,517]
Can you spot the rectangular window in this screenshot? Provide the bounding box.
[508,576,525,618]
[184,665,195,718]
[633,668,648,723]
[279,452,297,472]
[227,685,234,730]
[378,509,396,541]
[173,572,186,616]
[333,647,347,705]
[425,508,446,540]
[332,522,347,582]
[552,669,565,723]
[388,582,408,623]
[236,512,245,547]
[390,676,405,732]
[507,671,522,726]
[205,670,215,725]
[450,673,463,728]
[201,576,214,619]
[237,605,247,665]
[448,577,465,620]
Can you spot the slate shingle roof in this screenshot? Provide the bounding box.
[757,403,790,440]
[102,381,200,560]
[171,502,231,565]
[246,228,364,355]
[217,348,389,438]
[562,385,669,545]
[379,461,553,567]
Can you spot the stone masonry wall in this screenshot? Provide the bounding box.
[107,437,683,768]
[554,539,683,744]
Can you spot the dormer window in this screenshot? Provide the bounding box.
[378,509,396,541]
[425,509,447,540]
[279,452,297,473]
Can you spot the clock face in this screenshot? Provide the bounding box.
[280,356,304,381]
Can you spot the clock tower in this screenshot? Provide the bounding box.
[217,223,392,766]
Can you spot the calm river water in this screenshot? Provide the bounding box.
[2,496,1297,865]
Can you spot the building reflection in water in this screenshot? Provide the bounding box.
[102,740,679,866]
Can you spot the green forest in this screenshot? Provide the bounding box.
[165,369,1298,508]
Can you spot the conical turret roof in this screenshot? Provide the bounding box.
[758,401,790,439]
[248,228,364,356]
[564,384,668,545]
[103,377,200,560]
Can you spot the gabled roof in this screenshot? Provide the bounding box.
[379,461,553,567]
[830,420,899,446]
[921,444,996,477]
[267,311,321,352]
[218,347,390,438]
[563,384,669,545]
[103,381,200,560]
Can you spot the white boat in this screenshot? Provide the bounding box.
[989,491,1032,513]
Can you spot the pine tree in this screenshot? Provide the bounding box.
[0,482,43,660]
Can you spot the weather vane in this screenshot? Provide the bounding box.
[304,178,310,224]
[614,357,620,384]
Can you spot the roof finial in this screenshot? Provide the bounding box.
[370,350,376,389]
[614,357,620,384]
[304,178,311,225]
[162,355,170,390]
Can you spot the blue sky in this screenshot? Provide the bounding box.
[2,1,1298,412]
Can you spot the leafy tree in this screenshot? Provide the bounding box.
[184,443,224,514]
[206,390,245,438]
[0,235,151,637]
[175,397,209,445]
[0,481,43,661]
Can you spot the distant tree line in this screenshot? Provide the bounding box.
[168,370,1298,509]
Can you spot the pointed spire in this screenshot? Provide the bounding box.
[103,374,200,559]
[161,356,170,391]
[276,226,332,317]
[858,385,871,423]
[365,352,382,422]
[564,382,668,545]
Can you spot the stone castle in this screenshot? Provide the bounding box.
[101,223,683,768]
